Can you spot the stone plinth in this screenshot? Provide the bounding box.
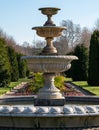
[34,98,65,106]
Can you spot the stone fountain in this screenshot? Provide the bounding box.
[0,7,99,129]
[23,7,78,106]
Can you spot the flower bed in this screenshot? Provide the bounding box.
[7,82,85,97]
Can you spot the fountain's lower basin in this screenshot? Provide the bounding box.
[0,104,99,128]
[0,96,99,128]
[22,55,78,73]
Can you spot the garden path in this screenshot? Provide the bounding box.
[0,82,28,98]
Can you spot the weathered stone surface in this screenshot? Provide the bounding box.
[34,98,65,106]
[22,55,77,73]
[22,7,78,101]
[22,56,77,100]
[0,105,99,128]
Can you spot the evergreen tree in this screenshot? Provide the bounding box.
[71,44,88,81]
[7,46,19,81]
[17,53,29,78]
[87,30,99,85]
[0,38,11,87]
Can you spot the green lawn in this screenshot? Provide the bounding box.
[73,81,99,96]
[65,77,72,82]
[0,78,31,95]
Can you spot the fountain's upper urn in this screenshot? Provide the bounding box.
[39,7,60,26]
[32,7,66,55]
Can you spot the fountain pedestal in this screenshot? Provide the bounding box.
[34,73,65,106]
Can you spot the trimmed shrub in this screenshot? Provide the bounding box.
[7,46,19,81]
[87,30,99,85]
[0,38,11,87]
[71,44,88,81]
[17,53,29,78]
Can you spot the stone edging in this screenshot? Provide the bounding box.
[0,105,99,117]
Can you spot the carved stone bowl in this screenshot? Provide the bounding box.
[39,7,60,16]
[22,55,78,73]
[32,26,66,38]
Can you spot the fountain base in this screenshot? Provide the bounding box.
[34,98,65,106]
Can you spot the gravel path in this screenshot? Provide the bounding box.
[0,82,28,98]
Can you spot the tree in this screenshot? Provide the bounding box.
[53,39,69,55]
[5,36,16,48]
[0,38,11,87]
[94,18,99,30]
[0,28,16,47]
[60,20,81,48]
[7,46,19,81]
[64,51,74,77]
[33,40,45,49]
[71,44,88,81]
[87,30,99,85]
[17,53,29,78]
[0,28,4,38]
[80,27,91,48]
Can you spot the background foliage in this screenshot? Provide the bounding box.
[88,30,99,85]
[0,38,11,87]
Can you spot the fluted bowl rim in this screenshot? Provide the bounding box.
[22,55,78,60]
[22,55,78,73]
[32,26,66,30]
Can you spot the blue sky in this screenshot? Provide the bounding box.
[0,0,99,45]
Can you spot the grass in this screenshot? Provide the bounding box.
[0,78,31,96]
[65,77,72,82]
[73,81,99,96]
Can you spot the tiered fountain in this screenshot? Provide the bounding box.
[0,7,99,129]
[23,7,78,106]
